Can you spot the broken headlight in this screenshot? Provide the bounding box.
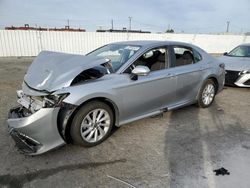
[42,93,69,108]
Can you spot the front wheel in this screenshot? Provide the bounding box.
[70,101,114,147]
[197,79,216,108]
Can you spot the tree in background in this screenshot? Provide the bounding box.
[166,29,174,33]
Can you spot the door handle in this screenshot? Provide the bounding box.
[166,73,174,77]
[199,66,206,70]
[200,64,210,70]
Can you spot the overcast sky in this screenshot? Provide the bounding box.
[0,0,249,33]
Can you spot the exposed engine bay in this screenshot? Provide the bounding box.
[15,90,65,117]
[71,63,113,85]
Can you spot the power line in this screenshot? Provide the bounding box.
[132,20,166,30]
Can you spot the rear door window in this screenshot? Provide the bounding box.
[170,46,202,67]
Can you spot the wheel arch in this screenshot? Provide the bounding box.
[206,76,219,93]
[196,75,219,101]
[57,97,119,143]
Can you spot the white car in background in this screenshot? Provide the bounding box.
[219,43,250,87]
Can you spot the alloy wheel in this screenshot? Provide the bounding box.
[80,109,111,143]
[202,83,215,105]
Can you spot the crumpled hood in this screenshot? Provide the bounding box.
[218,55,250,71]
[24,51,109,92]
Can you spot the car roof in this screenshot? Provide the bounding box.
[111,40,196,48]
[240,43,250,46]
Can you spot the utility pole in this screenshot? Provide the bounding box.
[226,21,230,33]
[111,19,114,30]
[128,16,132,31]
[67,19,70,29]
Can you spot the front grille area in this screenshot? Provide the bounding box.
[225,70,240,86]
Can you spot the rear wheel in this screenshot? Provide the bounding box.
[70,101,114,147]
[198,79,216,108]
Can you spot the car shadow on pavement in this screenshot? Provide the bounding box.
[164,104,208,188]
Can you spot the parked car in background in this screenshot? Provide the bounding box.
[7,41,225,155]
[218,43,250,87]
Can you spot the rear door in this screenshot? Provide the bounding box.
[168,45,204,106]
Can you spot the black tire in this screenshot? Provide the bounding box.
[70,101,114,147]
[197,79,216,108]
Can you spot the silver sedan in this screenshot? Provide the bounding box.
[7,41,225,155]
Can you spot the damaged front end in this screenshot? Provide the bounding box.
[7,89,69,155]
[7,51,111,155]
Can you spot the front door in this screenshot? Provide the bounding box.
[116,46,177,122]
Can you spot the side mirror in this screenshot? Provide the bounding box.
[132,65,150,76]
[223,52,228,56]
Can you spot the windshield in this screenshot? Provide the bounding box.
[227,45,250,57]
[87,44,140,72]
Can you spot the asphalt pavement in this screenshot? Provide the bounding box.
[0,57,250,188]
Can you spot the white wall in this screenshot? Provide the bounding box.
[0,30,250,57]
